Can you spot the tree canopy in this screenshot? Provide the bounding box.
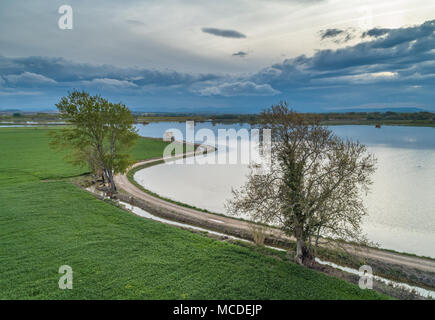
[50,90,138,194]
[227,102,377,266]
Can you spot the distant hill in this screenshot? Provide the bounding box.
[0,109,22,113]
[328,107,426,114]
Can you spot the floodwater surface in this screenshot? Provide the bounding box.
[134,122,435,257]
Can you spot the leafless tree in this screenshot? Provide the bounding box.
[226,102,376,266]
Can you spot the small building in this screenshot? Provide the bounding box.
[163,131,175,142]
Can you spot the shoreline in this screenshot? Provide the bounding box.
[1,124,432,261]
[1,120,435,128]
[128,156,435,262]
[109,155,435,290]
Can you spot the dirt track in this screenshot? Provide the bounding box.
[114,157,435,276]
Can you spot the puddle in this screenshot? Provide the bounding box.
[120,201,250,243]
[315,258,434,298]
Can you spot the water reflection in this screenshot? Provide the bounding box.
[134,122,435,257]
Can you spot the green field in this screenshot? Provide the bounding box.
[0,127,388,299]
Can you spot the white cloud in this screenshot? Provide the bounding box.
[312,71,399,85]
[5,72,57,85]
[82,78,138,88]
[370,71,398,78]
[197,81,280,97]
[0,89,42,96]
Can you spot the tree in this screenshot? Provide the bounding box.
[50,91,138,194]
[226,102,376,266]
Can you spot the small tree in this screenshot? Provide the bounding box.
[226,102,376,266]
[50,91,138,194]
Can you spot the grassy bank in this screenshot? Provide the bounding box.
[0,127,387,299]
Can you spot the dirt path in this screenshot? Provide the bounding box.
[115,157,435,274]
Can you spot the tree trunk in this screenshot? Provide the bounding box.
[294,232,315,267]
[295,239,315,266]
[106,169,117,195]
[295,238,305,266]
[102,168,109,187]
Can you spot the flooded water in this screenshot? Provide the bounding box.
[134,122,435,258]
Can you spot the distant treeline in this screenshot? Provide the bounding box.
[2,111,435,127]
[0,112,62,123]
[319,111,435,122]
[134,111,435,126]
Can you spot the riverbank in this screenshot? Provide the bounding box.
[0,127,387,299]
[116,156,435,292]
[2,120,435,128]
[1,110,435,129]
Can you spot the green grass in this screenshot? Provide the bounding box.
[0,127,388,299]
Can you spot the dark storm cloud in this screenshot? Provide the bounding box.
[362,28,391,38]
[232,51,248,57]
[1,20,434,112]
[320,29,344,40]
[249,19,435,110]
[125,19,146,26]
[0,56,220,86]
[320,28,355,43]
[202,27,247,38]
[289,20,435,73]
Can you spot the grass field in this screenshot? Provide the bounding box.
[0,127,388,299]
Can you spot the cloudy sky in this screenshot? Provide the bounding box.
[0,0,434,112]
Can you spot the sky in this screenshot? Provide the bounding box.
[0,0,434,113]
